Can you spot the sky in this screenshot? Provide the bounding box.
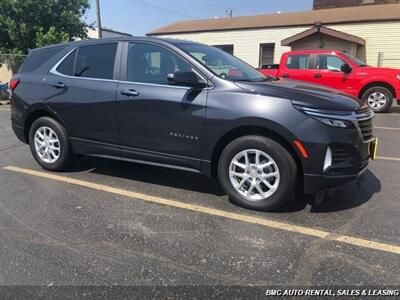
[85,0,313,36]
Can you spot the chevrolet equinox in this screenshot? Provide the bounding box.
[9,37,377,210]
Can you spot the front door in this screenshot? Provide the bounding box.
[309,54,355,94]
[116,42,207,170]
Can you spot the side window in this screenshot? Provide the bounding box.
[56,49,77,76]
[286,55,310,70]
[75,43,117,79]
[127,43,192,84]
[317,55,346,71]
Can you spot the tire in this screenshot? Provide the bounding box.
[362,86,393,113]
[29,117,74,171]
[218,135,297,211]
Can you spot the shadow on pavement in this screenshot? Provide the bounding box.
[73,156,225,197]
[68,157,380,213]
[310,169,381,213]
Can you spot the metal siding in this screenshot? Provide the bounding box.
[155,21,400,68]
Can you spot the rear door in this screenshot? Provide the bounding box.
[279,54,312,81]
[44,42,120,156]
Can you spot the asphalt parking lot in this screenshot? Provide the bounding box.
[0,104,400,290]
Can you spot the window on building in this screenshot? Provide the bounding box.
[127,43,192,84]
[56,49,77,76]
[259,43,275,67]
[316,55,346,71]
[212,45,234,55]
[75,43,117,79]
[286,54,310,69]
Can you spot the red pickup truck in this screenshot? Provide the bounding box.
[259,50,400,113]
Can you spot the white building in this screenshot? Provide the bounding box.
[148,4,400,68]
[86,27,132,39]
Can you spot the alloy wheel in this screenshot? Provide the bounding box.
[367,92,387,110]
[34,126,61,163]
[229,149,280,201]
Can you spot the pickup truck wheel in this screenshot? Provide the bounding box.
[362,86,393,113]
[29,117,74,171]
[218,136,297,211]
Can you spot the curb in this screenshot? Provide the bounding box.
[0,101,10,105]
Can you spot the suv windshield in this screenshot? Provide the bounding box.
[342,53,368,67]
[177,43,269,82]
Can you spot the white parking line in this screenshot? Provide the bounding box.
[0,108,10,111]
[377,156,400,162]
[3,165,400,255]
[375,126,400,130]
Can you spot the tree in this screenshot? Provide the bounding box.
[0,0,89,72]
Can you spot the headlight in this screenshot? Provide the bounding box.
[396,74,400,80]
[294,105,354,128]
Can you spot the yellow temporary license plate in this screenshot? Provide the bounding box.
[369,138,378,160]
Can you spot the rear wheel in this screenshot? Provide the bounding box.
[218,135,297,211]
[29,117,74,171]
[362,86,393,113]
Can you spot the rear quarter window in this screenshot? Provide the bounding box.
[19,46,65,74]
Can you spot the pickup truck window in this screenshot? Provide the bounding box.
[317,55,346,71]
[286,55,310,70]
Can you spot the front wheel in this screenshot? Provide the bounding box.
[218,136,297,211]
[29,117,74,171]
[362,86,393,113]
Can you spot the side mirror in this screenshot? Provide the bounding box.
[167,71,207,89]
[340,64,352,74]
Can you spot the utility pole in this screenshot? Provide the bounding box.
[96,0,102,38]
[226,8,233,17]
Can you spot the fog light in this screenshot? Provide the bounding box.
[323,147,332,172]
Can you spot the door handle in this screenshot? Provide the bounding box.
[51,82,65,89]
[121,89,140,97]
[313,74,322,78]
[282,74,290,78]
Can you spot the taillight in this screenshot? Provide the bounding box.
[9,78,20,91]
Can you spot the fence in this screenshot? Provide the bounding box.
[0,54,27,83]
[377,52,400,68]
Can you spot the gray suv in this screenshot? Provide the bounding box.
[9,37,376,210]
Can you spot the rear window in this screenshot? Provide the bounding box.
[19,46,65,74]
[286,54,310,70]
[74,43,117,79]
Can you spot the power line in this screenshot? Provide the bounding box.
[131,0,195,19]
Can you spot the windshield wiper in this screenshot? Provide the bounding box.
[255,76,279,82]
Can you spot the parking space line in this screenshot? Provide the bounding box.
[375,126,400,130]
[3,165,400,255]
[0,109,10,111]
[377,156,400,162]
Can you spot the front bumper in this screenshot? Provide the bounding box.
[291,109,374,194]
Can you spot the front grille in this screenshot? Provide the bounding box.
[356,107,374,142]
[331,146,350,164]
[359,157,369,171]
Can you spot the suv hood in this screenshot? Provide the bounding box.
[235,79,365,111]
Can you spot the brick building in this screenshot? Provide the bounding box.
[313,0,400,10]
